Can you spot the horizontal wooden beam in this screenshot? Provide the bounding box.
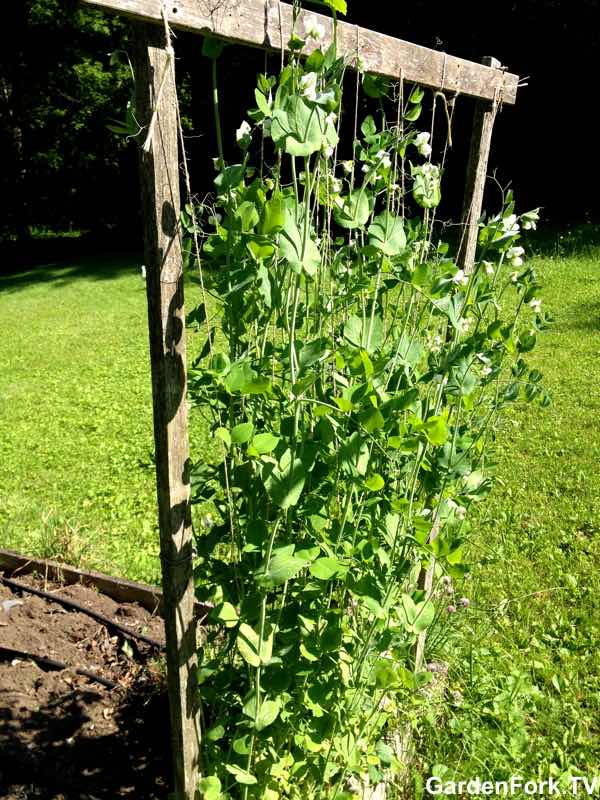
[80,0,518,104]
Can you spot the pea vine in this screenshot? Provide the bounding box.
[181,6,549,798]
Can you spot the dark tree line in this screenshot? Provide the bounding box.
[2,0,598,254]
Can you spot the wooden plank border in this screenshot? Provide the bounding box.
[81,0,518,104]
[0,547,211,620]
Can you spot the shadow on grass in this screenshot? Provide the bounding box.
[0,251,144,295]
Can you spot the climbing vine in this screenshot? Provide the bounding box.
[181,5,549,797]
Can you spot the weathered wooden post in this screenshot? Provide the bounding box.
[134,22,200,799]
[458,56,502,273]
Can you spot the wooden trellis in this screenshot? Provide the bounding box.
[79,1,520,797]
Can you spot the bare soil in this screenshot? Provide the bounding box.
[0,574,172,799]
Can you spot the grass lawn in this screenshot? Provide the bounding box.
[1,233,599,779]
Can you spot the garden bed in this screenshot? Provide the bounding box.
[0,570,172,799]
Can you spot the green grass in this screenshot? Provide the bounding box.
[1,236,599,779]
[421,241,600,786]
[0,254,209,584]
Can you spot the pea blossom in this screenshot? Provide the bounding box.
[415,131,432,157]
[507,245,525,268]
[376,149,392,169]
[302,14,325,41]
[510,271,519,283]
[522,208,540,230]
[236,120,252,147]
[299,72,318,102]
[502,213,520,237]
[341,160,353,174]
[452,268,469,286]
[530,298,542,313]
[483,260,495,276]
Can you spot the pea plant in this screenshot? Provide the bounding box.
[182,6,549,798]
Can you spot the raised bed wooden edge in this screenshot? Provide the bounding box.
[0,548,211,622]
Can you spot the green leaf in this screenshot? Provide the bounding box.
[368,211,406,256]
[262,449,306,509]
[309,557,345,580]
[374,659,398,689]
[201,37,225,59]
[255,549,309,588]
[423,415,449,446]
[231,422,254,444]
[343,314,384,353]
[255,698,281,731]
[236,622,273,667]
[364,473,385,491]
[279,207,321,276]
[209,602,238,628]
[252,432,280,454]
[333,189,373,229]
[376,740,395,765]
[206,724,225,741]
[271,96,337,157]
[199,775,222,800]
[224,362,271,395]
[215,427,231,448]
[260,193,286,234]
[214,164,245,194]
[323,0,347,13]
[224,764,258,785]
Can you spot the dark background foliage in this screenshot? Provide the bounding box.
[2,0,598,260]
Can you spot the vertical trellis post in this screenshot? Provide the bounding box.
[414,56,501,671]
[134,22,200,799]
[458,56,501,274]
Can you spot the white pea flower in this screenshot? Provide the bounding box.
[376,149,392,169]
[331,178,342,193]
[502,213,520,236]
[140,264,146,280]
[482,365,493,377]
[361,163,370,173]
[342,160,353,174]
[510,271,519,283]
[325,111,338,126]
[522,208,540,230]
[303,14,325,41]
[458,318,472,335]
[430,334,443,354]
[415,131,432,157]
[323,145,334,158]
[236,120,252,146]
[507,245,525,268]
[483,260,495,276]
[530,298,542,313]
[452,268,469,287]
[299,72,318,102]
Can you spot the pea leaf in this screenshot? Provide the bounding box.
[224,362,271,395]
[231,422,254,444]
[225,765,258,786]
[209,601,238,628]
[198,775,222,800]
[255,698,281,731]
[423,415,449,446]
[252,432,280,454]
[271,96,337,157]
[309,556,345,580]
[368,211,406,256]
[255,549,309,588]
[236,622,274,667]
[333,189,373,229]
[279,207,321,276]
[262,449,306,508]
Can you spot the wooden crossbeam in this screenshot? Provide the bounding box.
[81,0,519,104]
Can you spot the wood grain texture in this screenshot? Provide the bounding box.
[134,23,200,799]
[458,56,501,273]
[81,0,518,103]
